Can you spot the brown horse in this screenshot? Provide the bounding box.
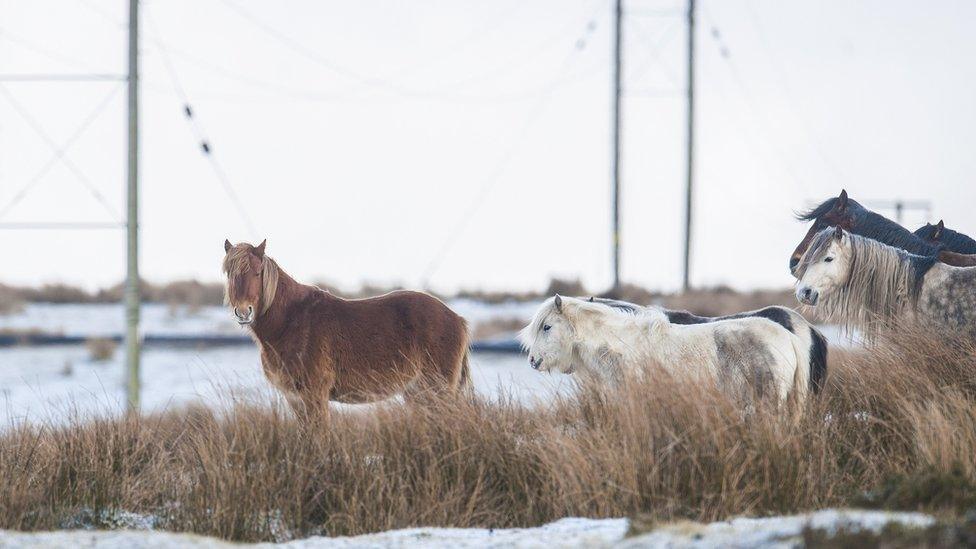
[222,239,471,418]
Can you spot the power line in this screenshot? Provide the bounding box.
[214,0,407,95]
[145,6,259,238]
[624,18,682,90]
[741,0,849,182]
[213,0,606,101]
[700,11,808,191]
[0,27,104,73]
[0,84,122,221]
[420,10,602,286]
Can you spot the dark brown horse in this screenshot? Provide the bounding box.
[789,190,976,275]
[222,239,470,418]
[915,220,976,254]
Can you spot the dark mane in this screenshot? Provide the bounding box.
[800,196,944,256]
[915,224,976,254]
[796,197,850,221]
[855,208,944,256]
[586,296,640,314]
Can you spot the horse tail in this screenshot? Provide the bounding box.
[808,326,829,395]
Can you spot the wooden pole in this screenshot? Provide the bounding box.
[611,0,623,290]
[125,0,141,412]
[682,0,695,292]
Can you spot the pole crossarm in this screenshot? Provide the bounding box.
[0,74,126,82]
[0,222,124,230]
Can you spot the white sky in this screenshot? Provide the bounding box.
[1,0,974,293]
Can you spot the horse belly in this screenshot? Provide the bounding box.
[712,326,792,402]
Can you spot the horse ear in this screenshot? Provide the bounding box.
[224,239,232,253]
[836,189,849,212]
[254,239,267,258]
[554,294,563,313]
[833,225,845,240]
[933,220,944,240]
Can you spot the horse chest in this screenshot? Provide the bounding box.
[258,341,322,396]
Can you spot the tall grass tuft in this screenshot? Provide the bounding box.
[1,328,975,542]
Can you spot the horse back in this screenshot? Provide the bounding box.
[314,290,469,391]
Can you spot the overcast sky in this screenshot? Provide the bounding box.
[1,0,974,293]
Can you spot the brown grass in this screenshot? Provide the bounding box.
[85,337,118,362]
[1,328,975,542]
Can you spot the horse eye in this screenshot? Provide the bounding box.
[543,324,551,332]
[824,257,834,263]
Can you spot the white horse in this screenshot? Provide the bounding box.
[795,226,976,340]
[519,295,812,405]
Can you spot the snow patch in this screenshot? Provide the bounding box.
[0,510,935,548]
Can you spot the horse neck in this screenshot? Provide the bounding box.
[856,209,942,256]
[251,268,313,340]
[575,308,668,361]
[946,229,976,254]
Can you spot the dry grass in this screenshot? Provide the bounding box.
[2,329,975,542]
[85,337,118,362]
[659,287,797,317]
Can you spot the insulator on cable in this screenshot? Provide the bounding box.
[184,104,193,118]
[201,141,211,154]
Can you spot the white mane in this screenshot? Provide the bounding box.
[518,296,667,361]
[796,228,933,333]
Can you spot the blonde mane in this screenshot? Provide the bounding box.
[796,229,931,333]
[222,246,279,315]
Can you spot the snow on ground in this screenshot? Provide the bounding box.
[0,510,936,548]
[0,301,854,426]
[0,303,240,337]
[0,344,574,426]
[0,300,541,339]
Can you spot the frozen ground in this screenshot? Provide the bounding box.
[0,300,568,425]
[0,510,936,548]
[0,302,853,426]
[0,300,542,339]
[0,344,574,425]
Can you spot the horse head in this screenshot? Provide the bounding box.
[794,226,851,306]
[222,238,276,325]
[790,189,855,276]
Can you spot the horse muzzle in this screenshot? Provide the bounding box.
[795,287,819,306]
[529,356,543,370]
[234,305,255,325]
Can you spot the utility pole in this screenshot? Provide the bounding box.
[125,0,141,412]
[681,0,695,292]
[610,0,623,291]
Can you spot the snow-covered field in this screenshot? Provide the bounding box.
[0,301,571,426]
[0,300,542,339]
[0,302,856,426]
[0,510,936,548]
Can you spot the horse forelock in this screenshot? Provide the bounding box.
[520,297,658,351]
[222,246,279,315]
